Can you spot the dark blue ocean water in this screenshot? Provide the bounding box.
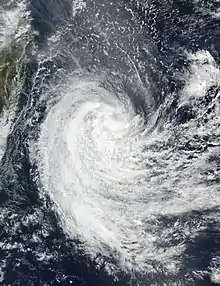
[1,0,220,285]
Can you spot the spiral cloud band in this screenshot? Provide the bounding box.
[37,75,155,271]
[35,70,220,277]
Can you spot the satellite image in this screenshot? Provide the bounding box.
[0,0,220,285]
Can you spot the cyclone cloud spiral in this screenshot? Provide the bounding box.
[36,73,155,273]
[34,63,220,281]
[2,0,220,285]
[34,62,220,279]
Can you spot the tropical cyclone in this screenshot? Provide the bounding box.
[1,0,219,284]
[36,74,150,273]
[34,52,220,280]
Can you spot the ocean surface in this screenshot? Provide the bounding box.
[1,0,220,285]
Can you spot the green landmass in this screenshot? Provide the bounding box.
[0,32,34,113]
